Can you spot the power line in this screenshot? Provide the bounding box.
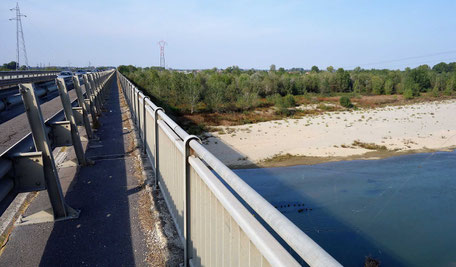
[9,2,29,70]
[343,50,456,69]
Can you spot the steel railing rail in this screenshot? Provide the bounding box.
[117,70,342,267]
[0,70,115,215]
[0,70,61,90]
[0,70,60,79]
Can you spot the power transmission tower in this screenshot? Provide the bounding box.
[158,40,167,69]
[9,2,29,70]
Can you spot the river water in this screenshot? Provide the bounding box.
[233,151,456,266]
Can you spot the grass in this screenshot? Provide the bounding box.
[352,140,388,151]
[261,153,295,163]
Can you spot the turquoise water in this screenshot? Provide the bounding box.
[234,151,456,266]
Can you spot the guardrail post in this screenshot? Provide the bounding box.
[89,74,102,114]
[72,76,94,139]
[132,87,135,121]
[18,83,79,221]
[142,96,149,154]
[136,91,140,128]
[153,107,164,189]
[183,135,201,267]
[56,78,87,166]
[101,73,107,100]
[95,73,103,102]
[129,83,133,111]
[102,73,108,100]
[82,74,99,123]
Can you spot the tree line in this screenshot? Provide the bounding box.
[118,62,456,114]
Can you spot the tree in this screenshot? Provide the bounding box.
[353,79,362,94]
[320,76,330,95]
[225,65,241,75]
[407,66,431,92]
[353,66,362,73]
[311,66,320,73]
[326,66,334,73]
[335,68,351,92]
[445,72,456,93]
[403,78,420,98]
[205,78,226,112]
[304,74,320,93]
[185,75,203,113]
[371,75,384,95]
[269,64,276,72]
[2,61,17,70]
[432,62,449,73]
[384,79,394,95]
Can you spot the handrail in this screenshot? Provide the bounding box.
[117,70,342,266]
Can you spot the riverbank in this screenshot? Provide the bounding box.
[203,99,456,168]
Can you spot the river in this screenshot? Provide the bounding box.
[234,150,456,266]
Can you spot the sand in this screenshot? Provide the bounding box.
[204,100,456,168]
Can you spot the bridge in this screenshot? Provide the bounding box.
[0,70,341,266]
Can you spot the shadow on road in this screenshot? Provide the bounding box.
[39,74,148,266]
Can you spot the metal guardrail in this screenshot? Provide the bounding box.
[0,70,61,90]
[118,71,342,267]
[0,70,114,219]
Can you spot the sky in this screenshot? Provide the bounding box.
[1,0,456,70]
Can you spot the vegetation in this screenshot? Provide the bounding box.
[339,96,353,108]
[118,62,456,134]
[352,140,388,151]
[119,62,456,114]
[0,61,24,71]
[0,61,59,71]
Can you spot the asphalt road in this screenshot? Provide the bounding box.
[0,79,74,124]
[0,89,78,156]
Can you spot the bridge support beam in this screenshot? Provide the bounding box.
[18,83,79,221]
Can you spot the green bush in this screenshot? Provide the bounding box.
[431,86,440,97]
[283,94,296,107]
[275,107,295,116]
[403,87,414,99]
[339,96,353,108]
[267,94,296,109]
[444,86,453,96]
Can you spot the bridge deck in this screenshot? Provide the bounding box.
[0,79,177,266]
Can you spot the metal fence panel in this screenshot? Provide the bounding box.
[157,123,185,242]
[144,105,155,166]
[188,157,298,267]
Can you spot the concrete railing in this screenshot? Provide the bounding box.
[118,71,342,267]
[0,70,114,220]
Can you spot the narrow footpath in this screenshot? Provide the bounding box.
[0,75,182,266]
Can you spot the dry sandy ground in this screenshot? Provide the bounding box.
[204,99,456,167]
